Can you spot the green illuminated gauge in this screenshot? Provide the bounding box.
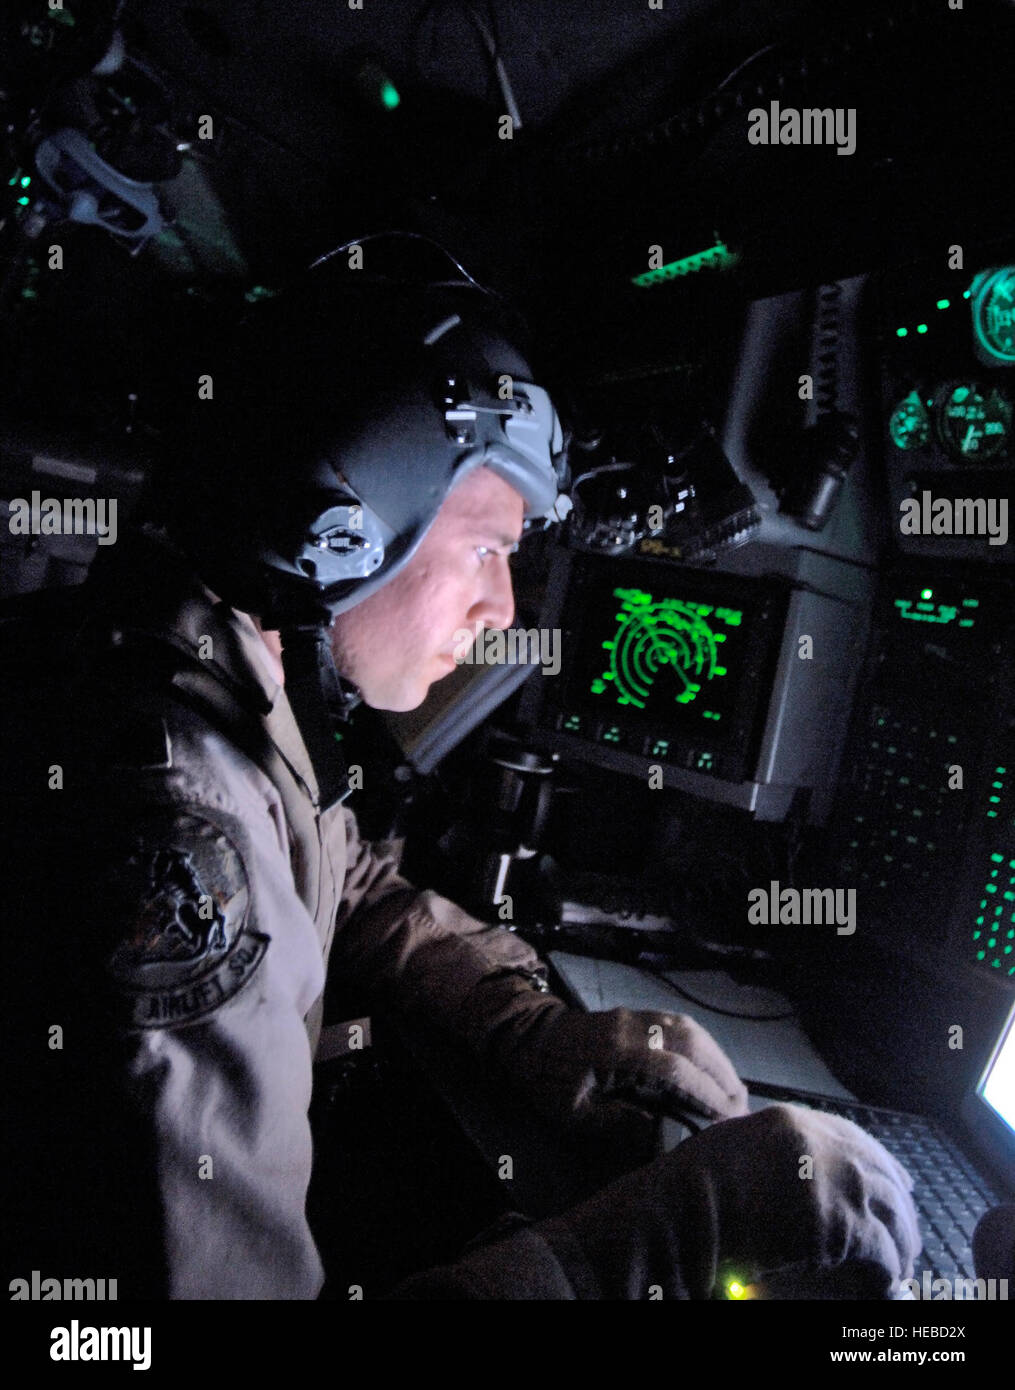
[972,267,1015,365]
[888,389,931,450]
[934,382,1012,461]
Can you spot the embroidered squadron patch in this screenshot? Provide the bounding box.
[106,814,268,1030]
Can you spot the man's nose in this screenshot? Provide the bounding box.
[470,558,515,633]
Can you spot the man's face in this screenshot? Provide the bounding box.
[329,466,524,710]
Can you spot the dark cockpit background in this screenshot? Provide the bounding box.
[2,0,1013,1305]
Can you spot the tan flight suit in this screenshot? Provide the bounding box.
[68,540,582,1299]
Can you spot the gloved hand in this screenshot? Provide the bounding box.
[467,986,749,1142]
[533,1103,921,1299]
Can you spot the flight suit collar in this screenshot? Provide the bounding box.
[88,525,323,804]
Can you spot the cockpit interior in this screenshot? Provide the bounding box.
[2,0,1013,1317]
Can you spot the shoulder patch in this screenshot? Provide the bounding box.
[105,814,268,1030]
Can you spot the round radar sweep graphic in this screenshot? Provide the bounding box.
[590,588,732,710]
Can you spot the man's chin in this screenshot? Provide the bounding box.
[362,681,433,713]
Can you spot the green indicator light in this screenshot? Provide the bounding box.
[976,916,985,925]
[897,327,908,338]
[917,323,929,334]
[727,1280,748,1300]
[990,796,1001,804]
[937,299,950,310]
[964,290,972,299]
[987,883,998,892]
[921,589,933,600]
[991,853,1005,861]
[19,175,31,188]
[993,782,1004,790]
[355,60,401,111]
[996,767,1007,774]
[16,196,29,206]
[631,241,739,288]
[988,938,997,948]
[977,950,986,960]
[973,931,982,939]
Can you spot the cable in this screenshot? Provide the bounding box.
[462,3,523,131]
[413,0,524,130]
[303,229,538,351]
[647,968,797,1022]
[714,40,785,93]
[306,229,491,294]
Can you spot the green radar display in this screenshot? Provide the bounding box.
[586,586,744,723]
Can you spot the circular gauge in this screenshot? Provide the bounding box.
[935,382,1012,461]
[889,390,931,450]
[973,267,1015,365]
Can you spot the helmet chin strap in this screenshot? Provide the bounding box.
[279,624,361,812]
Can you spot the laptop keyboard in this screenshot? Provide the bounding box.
[789,1095,1003,1280]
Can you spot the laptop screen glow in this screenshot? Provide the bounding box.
[978,1002,1015,1134]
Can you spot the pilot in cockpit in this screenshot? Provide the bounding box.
[2,273,920,1301]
